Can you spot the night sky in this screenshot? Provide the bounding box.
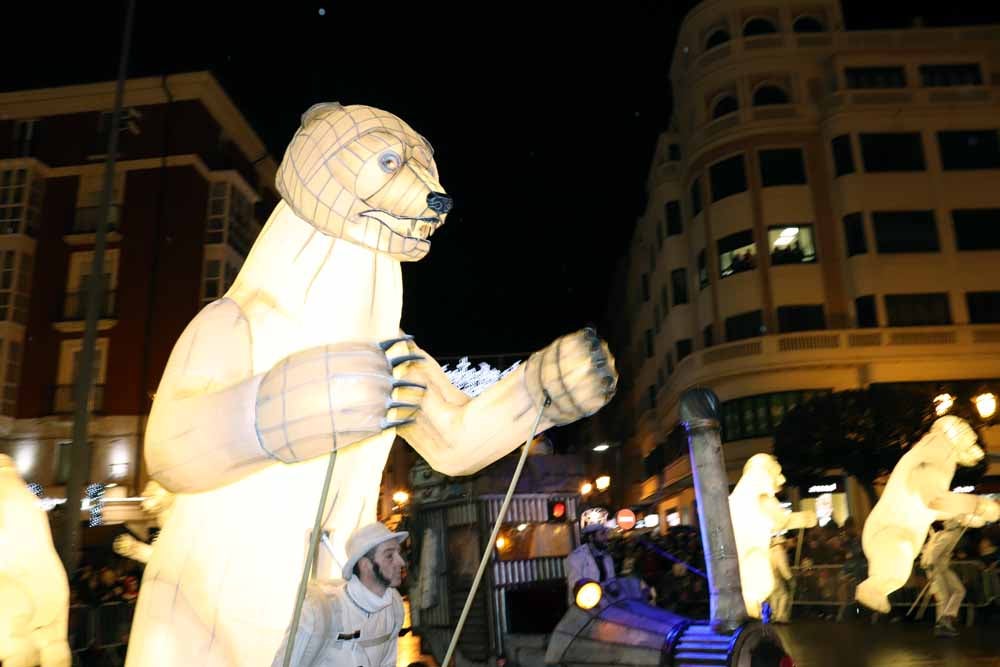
[4,1,1000,361]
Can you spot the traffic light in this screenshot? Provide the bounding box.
[547,499,567,522]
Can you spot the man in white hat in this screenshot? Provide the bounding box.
[565,523,616,605]
[272,522,408,667]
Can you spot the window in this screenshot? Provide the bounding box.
[668,144,681,161]
[660,285,669,315]
[65,251,118,320]
[654,304,662,333]
[706,29,730,50]
[938,130,1000,170]
[967,292,1000,324]
[710,154,747,202]
[690,179,703,218]
[752,85,790,106]
[768,225,816,265]
[641,273,651,301]
[0,167,44,237]
[645,329,654,358]
[953,209,1000,250]
[793,16,824,33]
[920,64,982,87]
[759,148,806,186]
[665,200,682,236]
[206,181,258,255]
[703,324,714,348]
[872,211,939,253]
[712,96,739,120]
[718,229,756,277]
[726,310,764,341]
[885,293,951,327]
[657,367,665,389]
[743,18,777,36]
[74,171,123,234]
[12,120,39,157]
[676,339,693,361]
[855,296,878,328]
[843,213,867,256]
[2,340,22,417]
[202,257,239,305]
[831,135,855,176]
[666,352,674,375]
[0,251,33,324]
[55,338,109,413]
[845,67,906,89]
[860,133,925,172]
[671,269,688,305]
[55,442,72,484]
[777,305,826,332]
[721,390,831,442]
[698,249,708,288]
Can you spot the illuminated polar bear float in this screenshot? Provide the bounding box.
[856,416,999,613]
[125,103,618,666]
[729,453,816,618]
[0,454,71,667]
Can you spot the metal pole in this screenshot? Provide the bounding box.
[681,388,747,633]
[60,0,136,574]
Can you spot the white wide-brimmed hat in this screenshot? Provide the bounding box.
[343,522,409,580]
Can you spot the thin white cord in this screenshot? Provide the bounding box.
[442,396,550,667]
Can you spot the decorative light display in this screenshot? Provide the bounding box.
[86,483,106,527]
[441,357,521,396]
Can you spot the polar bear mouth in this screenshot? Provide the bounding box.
[359,209,442,241]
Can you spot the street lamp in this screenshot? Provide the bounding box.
[392,490,410,506]
[974,392,997,419]
[592,443,610,452]
[595,475,611,492]
[580,481,593,496]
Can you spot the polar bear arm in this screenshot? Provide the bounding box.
[145,299,267,493]
[397,348,556,477]
[909,463,980,518]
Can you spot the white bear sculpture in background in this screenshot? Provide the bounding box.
[729,453,817,618]
[0,454,71,667]
[856,416,1000,613]
[113,481,175,564]
[125,103,617,667]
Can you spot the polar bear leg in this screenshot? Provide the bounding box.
[740,548,774,618]
[0,636,39,667]
[856,525,917,613]
[35,632,71,667]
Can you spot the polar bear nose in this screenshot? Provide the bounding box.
[427,192,453,215]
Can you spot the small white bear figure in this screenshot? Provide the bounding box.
[856,416,1000,613]
[0,454,72,667]
[113,481,175,564]
[729,453,817,618]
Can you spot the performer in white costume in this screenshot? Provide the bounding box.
[920,520,966,637]
[856,416,999,613]
[0,455,71,667]
[271,522,407,667]
[728,454,817,618]
[126,103,617,666]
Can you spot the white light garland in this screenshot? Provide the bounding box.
[441,357,521,397]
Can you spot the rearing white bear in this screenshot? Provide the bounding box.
[125,103,617,667]
[856,416,999,613]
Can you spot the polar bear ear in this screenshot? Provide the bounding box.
[301,102,343,127]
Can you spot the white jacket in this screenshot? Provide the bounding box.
[272,577,404,667]
[565,544,616,604]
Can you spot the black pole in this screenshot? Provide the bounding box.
[60,0,136,574]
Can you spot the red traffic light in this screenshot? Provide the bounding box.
[550,501,566,519]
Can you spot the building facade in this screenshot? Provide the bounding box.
[0,72,278,498]
[615,0,1000,526]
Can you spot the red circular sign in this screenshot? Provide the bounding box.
[616,509,636,530]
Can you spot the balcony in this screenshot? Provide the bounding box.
[60,291,117,321]
[655,324,1000,420]
[51,384,105,415]
[71,206,120,235]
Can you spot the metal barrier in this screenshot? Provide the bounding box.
[69,601,136,655]
[789,562,999,625]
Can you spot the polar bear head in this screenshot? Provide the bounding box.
[738,453,786,497]
[929,415,983,467]
[276,103,451,262]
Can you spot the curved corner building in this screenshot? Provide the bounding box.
[616,0,1000,525]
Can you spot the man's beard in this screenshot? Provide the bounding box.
[373,560,395,589]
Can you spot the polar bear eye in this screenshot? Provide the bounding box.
[379,151,403,174]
